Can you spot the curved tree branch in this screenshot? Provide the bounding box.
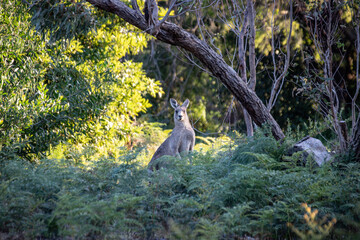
[86,0,285,140]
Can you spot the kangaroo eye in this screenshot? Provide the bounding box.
[175,110,178,114]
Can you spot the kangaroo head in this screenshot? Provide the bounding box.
[170,98,190,123]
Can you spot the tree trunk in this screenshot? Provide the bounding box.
[352,119,360,161]
[86,0,285,140]
[244,0,257,137]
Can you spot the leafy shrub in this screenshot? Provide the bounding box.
[0,0,162,161]
[1,129,360,239]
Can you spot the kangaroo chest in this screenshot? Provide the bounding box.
[170,127,194,152]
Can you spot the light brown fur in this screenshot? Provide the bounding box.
[148,99,195,171]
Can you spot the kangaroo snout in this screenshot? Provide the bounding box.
[177,113,184,121]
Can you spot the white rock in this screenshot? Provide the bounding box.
[290,136,331,166]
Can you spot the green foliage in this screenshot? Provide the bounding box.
[30,0,95,43]
[0,0,162,160]
[1,129,360,239]
[0,0,69,160]
[2,0,360,239]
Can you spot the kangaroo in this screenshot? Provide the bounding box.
[148,98,195,171]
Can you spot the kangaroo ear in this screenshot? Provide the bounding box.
[182,99,190,108]
[170,98,179,109]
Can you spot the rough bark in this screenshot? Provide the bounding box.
[86,0,285,140]
[353,24,360,135]
[243,0,257,137]
[352,119,360,161]
[247,0,256,92]
[236,0,253,137]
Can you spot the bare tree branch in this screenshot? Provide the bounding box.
[267,0,293,111]
[308,1,347,151]
[86,0,285,140]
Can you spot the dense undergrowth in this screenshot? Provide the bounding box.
[1,129,360,239]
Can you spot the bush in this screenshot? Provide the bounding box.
[0,0,162,161]
[1,130,360,239]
